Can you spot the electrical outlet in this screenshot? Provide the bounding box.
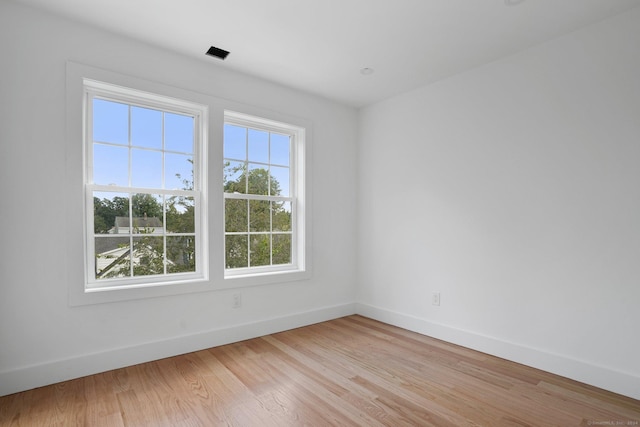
[233,293,242,309]
[432,292,441,306]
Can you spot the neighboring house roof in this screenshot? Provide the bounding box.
[95,235,175,279]
[95,236,129,254]
[114,216,163,229]
[96,216,167,278]
[97,216,163,253]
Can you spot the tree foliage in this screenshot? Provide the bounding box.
[94,188,196,278]
[132,193,163,219]
[93,196,129,233]
[223,162,292,269]
[95,162,293,277]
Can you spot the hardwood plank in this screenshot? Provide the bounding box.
[257,345,385,426]
[1,315,639,426]
[262,335,404,426]
[83,373,125,427]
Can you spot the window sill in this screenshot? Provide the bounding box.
[223,268,311,288]
[69,277,214,306]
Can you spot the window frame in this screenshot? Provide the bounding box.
[223,110,308,280]
[67,62,311,305]
[83,79,209,291]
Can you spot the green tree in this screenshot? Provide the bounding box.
[223,163,291,268]
[164,193,196,274]
[95,163,197,278]
[99,235,165,279]
[93,196,129,233]
[94,194,164,233]
[224,162,281,195]
[165,164,196,272]
[132,193,163,220]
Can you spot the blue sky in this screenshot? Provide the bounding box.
[223,124,290,196]
[92,99,291,196]
[92,98,193,190]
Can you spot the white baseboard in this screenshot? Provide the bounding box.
[3,302,638,400]
[355,303,640,400]
[0,303,357,397]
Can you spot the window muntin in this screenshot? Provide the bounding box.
[223,112,304,276]
[85,80,207,289]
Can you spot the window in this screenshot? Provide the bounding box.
[223,111,306,277]
[84,79,207,290]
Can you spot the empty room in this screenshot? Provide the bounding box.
[1,0,639,425]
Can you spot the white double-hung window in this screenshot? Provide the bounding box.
[223,111,306,278]
[84,79,208,290]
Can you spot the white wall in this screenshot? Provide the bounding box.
[2,0,639,401]
[0,1,357,396]
[357,8,640,399]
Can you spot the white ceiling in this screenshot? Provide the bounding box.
[12,0,640,107]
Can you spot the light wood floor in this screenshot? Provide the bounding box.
[1,315,639,426]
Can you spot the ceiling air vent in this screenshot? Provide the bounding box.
[206,46,230,60]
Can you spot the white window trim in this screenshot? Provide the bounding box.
[83,80,208,291]
[223,110,308,281]
[66,62,312,305]
[67,62,221,306]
